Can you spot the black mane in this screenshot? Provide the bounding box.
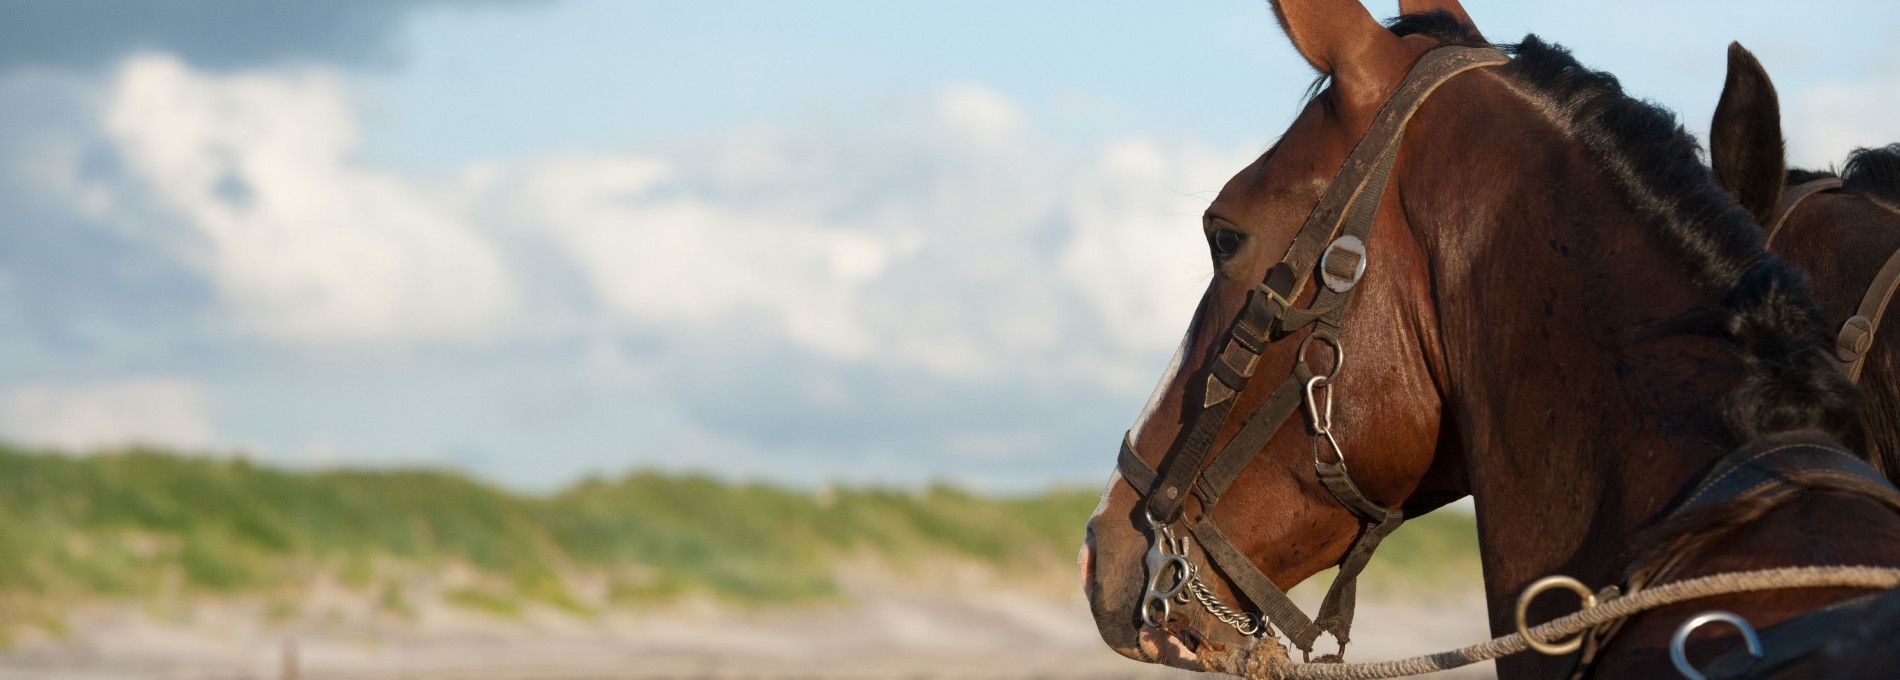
[1390,12,1863,449]
[1844,144,1900,206]
[1787,144,1900,208]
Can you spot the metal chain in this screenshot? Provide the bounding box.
[1182,550,1267,636]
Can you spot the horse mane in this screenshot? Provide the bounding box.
[1843,144,1900,206]
[1787,144,1900,207]
[1389,11,1864,451]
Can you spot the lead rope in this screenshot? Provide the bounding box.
[1245,565,1900,680]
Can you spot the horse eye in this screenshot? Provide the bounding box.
[1209,228,1246,260]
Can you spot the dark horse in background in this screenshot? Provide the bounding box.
[1710,42,1900,481]
[1080,0,1900,678]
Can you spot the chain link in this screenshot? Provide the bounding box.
[1183,562,1266,636]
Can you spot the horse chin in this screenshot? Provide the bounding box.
[1133,616,1284,676]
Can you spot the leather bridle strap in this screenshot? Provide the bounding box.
[1832,200,1900,382]
[1118,45,1509,654]
[1837,248,1900,382]
[1763,178,1843,247]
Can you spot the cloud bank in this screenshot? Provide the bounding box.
[1,53,1246,487]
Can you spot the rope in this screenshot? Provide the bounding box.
[1256,565,1900,680]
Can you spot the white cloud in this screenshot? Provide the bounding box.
[482,154,904,359]
[9,54,1256,476]
[1,377,215,452]
[88,54,517,345]
[1059,139,1230,368]
[470,85,1238,391]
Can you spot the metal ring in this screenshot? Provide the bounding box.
[1514,575,1598,656]
[1296,330,1344,383]
[1142,588,1172,628]
[1670,611,1762,680]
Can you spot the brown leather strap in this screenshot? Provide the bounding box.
[1257,46,1511,325]
[1763,178,1843,247]
[1312,507,1404,648]
[1118,435,1156,492]
[1839,234,1900,382]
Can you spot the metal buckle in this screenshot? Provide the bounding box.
[1256,281,1294,312]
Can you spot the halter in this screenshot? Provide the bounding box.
[1117,45,1509,659]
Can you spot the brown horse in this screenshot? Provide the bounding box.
[1710,42,1900,483]
[1079,1,1900,678]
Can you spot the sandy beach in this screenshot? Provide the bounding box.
[0,562,1494,680]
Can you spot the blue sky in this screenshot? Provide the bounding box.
[1,1,1896,491]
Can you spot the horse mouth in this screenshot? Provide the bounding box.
[1138,621,1207,671]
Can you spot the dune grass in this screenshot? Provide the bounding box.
[0,443,1479,620]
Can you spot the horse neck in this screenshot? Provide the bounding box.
[1397,76,1747,624]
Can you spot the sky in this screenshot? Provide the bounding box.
[1,1,1896,491]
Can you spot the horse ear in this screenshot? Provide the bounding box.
[1271,0,1412,110]
[1711,42,1787,224]
[1397,0,1484,40]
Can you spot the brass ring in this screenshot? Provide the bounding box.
[1514,575,1598,655]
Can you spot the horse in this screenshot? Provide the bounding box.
[1709,42,1900,484]
[1078,1,1900,678]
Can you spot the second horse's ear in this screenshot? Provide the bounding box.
[1711,42,1786,225]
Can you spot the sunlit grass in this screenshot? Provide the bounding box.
[0,443,1480,620]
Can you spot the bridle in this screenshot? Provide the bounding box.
[1117,45,1509,660]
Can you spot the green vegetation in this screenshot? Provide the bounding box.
[0,443,1479,621]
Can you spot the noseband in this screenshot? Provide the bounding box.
[1117,45,1508,659]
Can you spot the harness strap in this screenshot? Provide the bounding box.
[1701,587,1900,678]
[1568,431,1900,677]
[1675,431,1897,515]
[1118,435,1155,492]
[1838,245,1900,382]
[1313,506,1405,646]
[1193,376,1307,507]
[1762,178,1842,247]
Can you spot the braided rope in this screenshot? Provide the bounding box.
[1259,566,1900,680]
